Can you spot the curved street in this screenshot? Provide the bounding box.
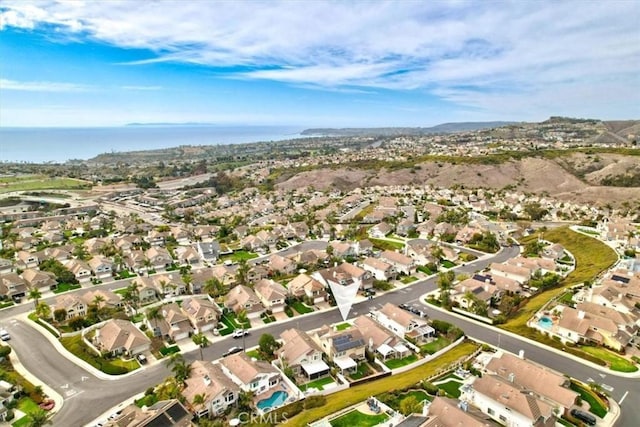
[1,244,637,426]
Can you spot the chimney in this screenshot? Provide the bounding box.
[508,372,515,383]
[578,310,585,319]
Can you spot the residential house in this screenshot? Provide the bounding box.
[0,273,27,300]
[313,325,366,371]
[170,226,191,245]
[149,303,193,341]
[329,241,356,259]
[254,279,287,313]
[312,262,373,292]
[371,303,434,342]
[196,241,220,263]
[277,328,329,379]
[126,250,148,275]
[362,257,396,281]
[181,297,221,333]
[190,265,236,294]
[353,315,410,361]
[288,249,329,268]
[21,269,57,291]
[268,254,297,276]
[368,222,392,238]
[104,399,193,427]
[247,264,270,283]
[64,259,92,283]
[182,361,240,418]
[421,396,493,427]
[549,304,635,351]
[396,219,415,237]
[354,239,374,256]
[464,375,556,427]
[131,278,161,304]
[542,243,565,261]
[506,257,557,276]
[153,272,188,296]
[94,319,151,356]
[81,289,122,309]
[224,285,265,319]
[174,246,200,266]
[483,352,578,416]
[146,230,169,246]
[53,294,87,320]
[15,251,39,269]
[452,278,500,310]
[379,250,415,276]
[145,247,173,271]
[88,256,113,280]
[0,259,13,275]
[406,240,437,266]
[490,262,531,285]
[83,238,109,255]
[219,352,282,396]
[286,273,326,304]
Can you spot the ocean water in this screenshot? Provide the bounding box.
[0,125,303,163]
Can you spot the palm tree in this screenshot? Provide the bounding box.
[192,392,207,408]
[92,294,106,309]
[204,278,225,298]
[35,302,51,320]
[159,280,168,298]
[122,282,140,313]
[166,354,191,383]
[235,260,249,286]
[26,408,52,427]
[28,288,42,311]
[143,257,153,276]
[146,306,164,336]
[192,333,209,360]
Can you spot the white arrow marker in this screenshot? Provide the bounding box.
[81,376,89,381]
[60,384,69,389]
[329,280,361,321]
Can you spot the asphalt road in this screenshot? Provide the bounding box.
[2,243,637,426]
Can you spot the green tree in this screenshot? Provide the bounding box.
[235,260,250,286]
[258,333,280,359]
[28,288,42,311]
[146,306,164,336]
[437,271,455,309]
[192,333,209,360]
[35,302,51,320]
[204,278,225,298]
[399,395,423,416]
[166,354,191,383]
[53,308,67,323]
[26,408,52,427]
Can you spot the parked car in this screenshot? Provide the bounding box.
[136,354,147,365]
[232,329,249,339]
[223,346,243,357]
[571,409,596,426]
[0,329,10,341]
[398,303,410,310]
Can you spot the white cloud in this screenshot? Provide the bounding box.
[1,1,638,115]
[0,78,90,92]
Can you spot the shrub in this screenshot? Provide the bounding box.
[304,395,327,409]
[421,381,439,395]
[0,346,11,358]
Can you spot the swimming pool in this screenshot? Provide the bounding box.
[538,316,553,329]
[257,390,288,411]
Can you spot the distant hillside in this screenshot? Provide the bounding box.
[301,121,517,136]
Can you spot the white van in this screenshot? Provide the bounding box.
[0,329,10,341]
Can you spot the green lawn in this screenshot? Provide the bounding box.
[291,301,314,314]
[420,337,451,355]
[282,342,478,426]
[53,283,82,294]
[417,266,435,275]
[220,250,258,263]
[579,346,637,372]
[370,238,404,251]
[349,363,372,380]
[503,227,617,336]
[218,313,250,335]
[114,288,127,296]
[330,410,388,427]
[401,276,418,284]
[159,345,180,357]
[0,300,15,309]
[401,390,431,403]
[384,354,418,369]
[570,381,608,418]
[335,322,352,331]
[0,176,91,194]
[299,376,336,392]
[59,335,139,375]
[12,397,42,427]
[438,380,462,398]
[441,260,456,268]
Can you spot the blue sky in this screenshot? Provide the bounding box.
[0,0,638,127]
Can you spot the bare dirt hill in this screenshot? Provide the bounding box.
[276,154,640,206]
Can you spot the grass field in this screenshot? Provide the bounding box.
[579,346,637,372]
[502,227,617,336]
[220,250,258,263]
[330,410,388,427]
[291,301,314,314]
[370,238,404,251]
[299,376,336,392]
[335,322,352,331]
[0,176,91,194]
[385,354,418,369]
[53,283,82,294]
[570,381,608,418]
[59,335,139,375]
[438,380,463,398]
[283,341,478,426]
[420,337,451,355]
